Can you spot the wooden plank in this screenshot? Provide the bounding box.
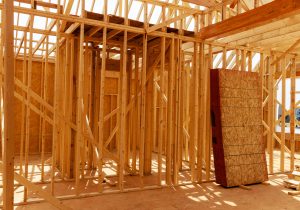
[248,51,253,71]
[119,29,128,191]
[198,0,300,39]
[60,0,74,31]
[241,50,246,71]
[19,30,27,177]
[139,33,147,185]
[182,0,216,7]
[166,35,175,185]
[269,54,275,173]
[2,0,15,208]
[222,47,227,69]
[290,58,296,171]
[280,59,286,172]
[157,34,166,185]
[204,43,212,181]
[41,35,49,181]
[97,0,108,192]
[173,37,179,185]
[51,0,61,195]
[75,0,85,196]
[24,1,34,201]
[235,49,240,70]
[132,47,139,173]
[15,0,62,10]
[139,2,148,187]
[189,15,198,183]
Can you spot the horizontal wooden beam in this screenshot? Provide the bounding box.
[198,0,300,39]
[14,0,63,10]
[182,0,216,7]
[147,10,196,33]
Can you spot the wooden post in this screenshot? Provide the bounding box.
[235,49,240,70]
[98,0,108,192]
[189,15,199,183]
[222,47,227,69]
[24,0,34,201]
[119,0,128,188]
[166,35,175,185]
[157,35,165,185]
[41,35,49,182]
[139,1,148,187]
[174,37,179,185]
[118,31,127,190]
[132,47,139,173]
[51,0,61,196]
[280,59,286,172]
[2,0,15,209]
[205,44,212,181]
[75,0,85,195]
[248,51,252,72]
[269,54,275,173]
[19,32,27,177]
[197,42,205,183]
[237,0,241,14]
[290,58,296,171]
[241,50,246,71]
[222,4,227,21]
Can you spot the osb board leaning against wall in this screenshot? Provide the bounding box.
[211,69,268,187]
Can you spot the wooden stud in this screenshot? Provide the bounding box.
[19,31,27,177]
[204,44,212,181]
[41,35,49,182]
[98,0,108,192]
[280,59,286,172]
[290,58,296,171]
[166,35,175,185]
[267,55,274,173]
[189,15,199,183]
[222,47,227,69]
[2,0,15,208]
[24,0,34,201]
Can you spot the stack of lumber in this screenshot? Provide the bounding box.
[285,165,300,192]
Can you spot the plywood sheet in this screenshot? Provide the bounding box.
[211,69,268,187]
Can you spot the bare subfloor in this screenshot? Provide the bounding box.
[15,174,300,210]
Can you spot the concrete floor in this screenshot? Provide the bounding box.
[14,174,300,210]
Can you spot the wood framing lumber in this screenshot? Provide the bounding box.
[271,39,300,65]
[230,0,238,9]
[97,0,107,191]
[147,10,197,33]
[50,0,61,196]
[182,0,216,7]
[0,162,72,210]
[290,58,296,171]
[60,0,74,31]
[198,0,300,39]
[15,0,62,10]
[3,0,15,209]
